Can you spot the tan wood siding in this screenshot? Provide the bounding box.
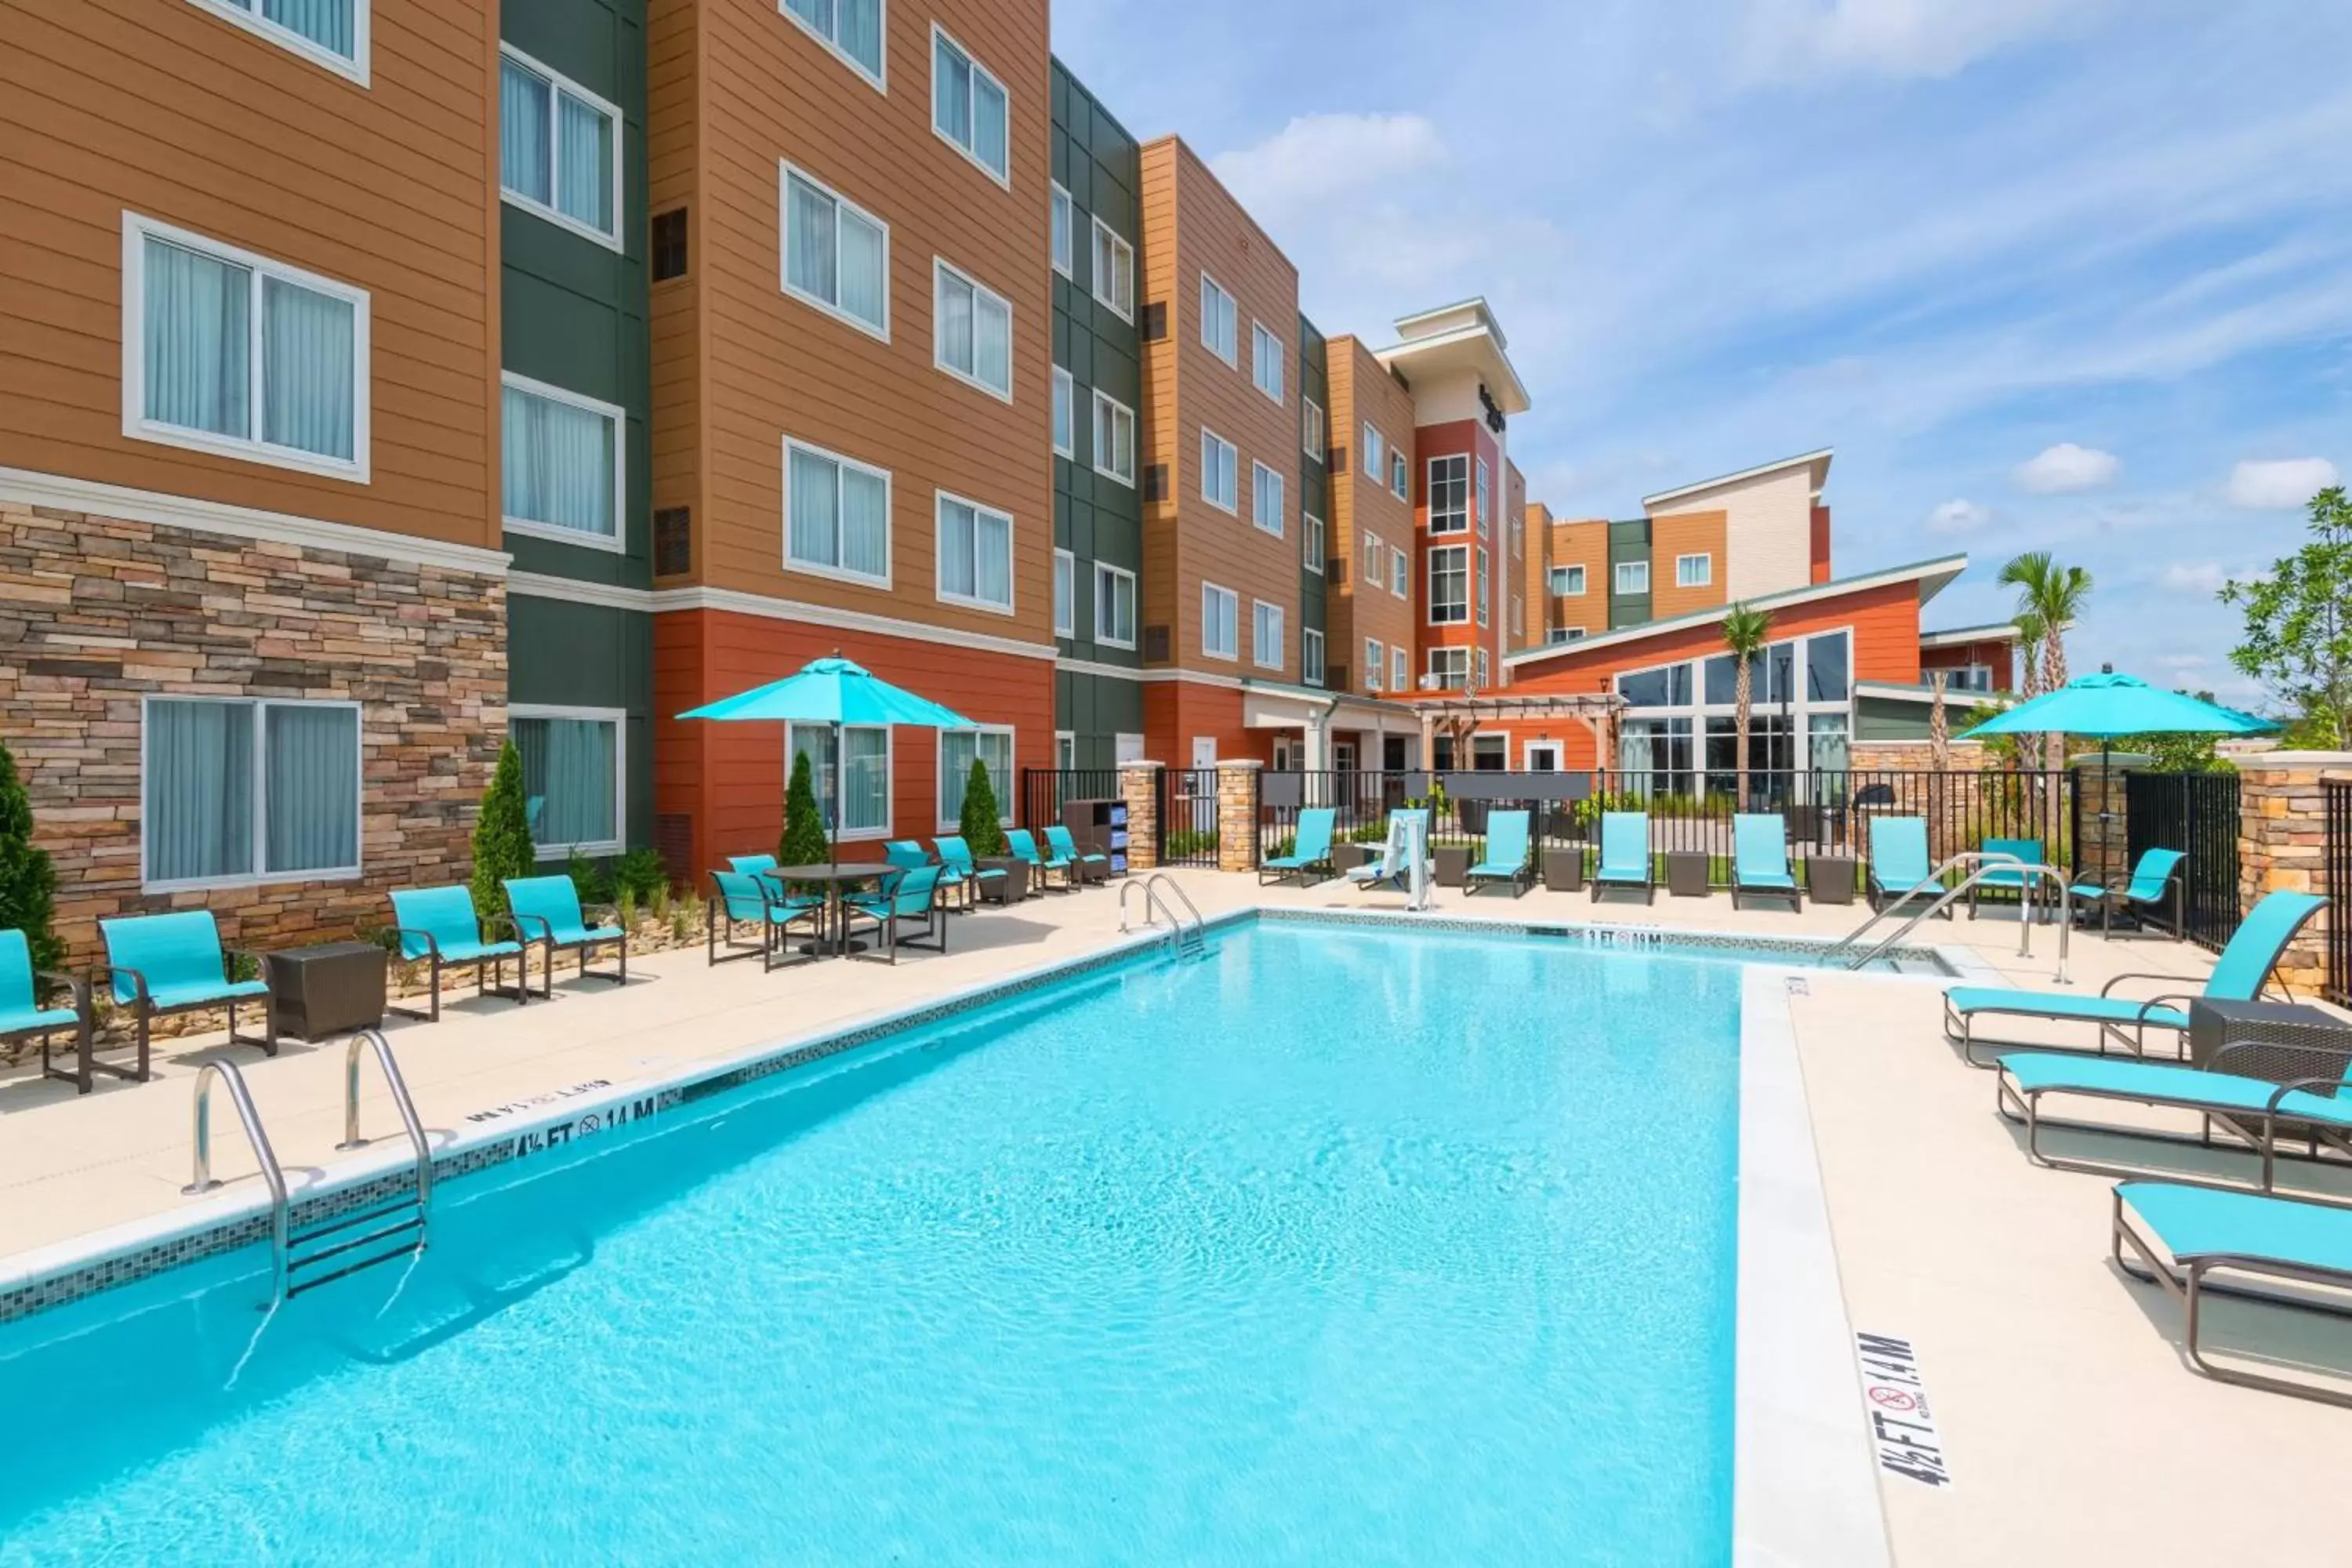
[1650,508,1730,621]
[1321,336,1415,691]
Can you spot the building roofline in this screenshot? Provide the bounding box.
[1855,681,2016,709]
[1369,321,1533,413]
[1641,448,1834,509]
[1135,132,1300,275]
[1502,553,1969,670]
[1392,296,1504,348]
[1918,621,2022,647]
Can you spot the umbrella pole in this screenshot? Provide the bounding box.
[830,720,842,871]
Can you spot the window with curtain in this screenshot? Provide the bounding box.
[144,697,358,887]
[783,167,888,336]
[1676,552,1712,587]
[1391,451,1409,499]
[937,494,1013,610]
[499,50,619,244]
[1200,583,1238,659]
[1304,513,1324,575]
[1302,628,1325,686]
[934,261,1011,397]
[1199,274,1236,365]
[1392,646,1409,692]
[785,440,891,583]
[1302,397,1324,459]
[784,0,884,83]
[1250,322,1283,403]
[1364,639,1384,691]
[196,0,360,67]
[135,223,361,471]
[1477,546,1491,626]
[503,379,619,543]
[1092,392,1135,485]
[789,724,890,837]
[1051,368,1074,457]
[1200,430,1236,511]
[1094,564,1136,648]
[1392,546,1408,600]
[1617,560,1650,595]
[1053,550,1074,637]
[931,27,1009,181]
[510,711,620,853]
[1049,184,1073,276]
[938,729,1013,824]
[1251,601,1283,671]
[1090,219,1134,320]
[1251,462,1284,537]
[1363,532,1382,587]
[1475,459,1490,533]
[1428,545,1468,624]
[1362,425,1384,473]
[1552,564,1585,596]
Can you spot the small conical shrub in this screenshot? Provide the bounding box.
[470,739,536,922]
[960,757,1007,858]
[0,737,62,974]
[780,747,831,866]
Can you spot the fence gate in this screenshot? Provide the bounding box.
[1158,768,1221,866]
[2326,779,2351,1007]
[2125,770,2243,953]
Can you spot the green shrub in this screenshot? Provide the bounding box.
[0,735,62,976]
[470,739,536,920]
[779,748,831,867]
[614,847,670,902]
[960,759,1008,858]
[564,848,612,906]
[1163,828,1219,858]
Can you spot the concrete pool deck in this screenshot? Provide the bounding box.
[2,869,2336,1564]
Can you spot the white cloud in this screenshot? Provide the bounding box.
[1740,0,2110,83]
[1926,498,1991,535]
[2014,442,2121,493]
[2226,456,2339,509]
[2159,561,2225,594]
[1208,113,1448,223]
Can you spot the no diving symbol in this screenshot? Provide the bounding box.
[1867,1386,1918,1412]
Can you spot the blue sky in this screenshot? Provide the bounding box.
[1052,0,2352,703]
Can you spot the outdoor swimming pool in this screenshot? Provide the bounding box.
[0,920,1748,1564]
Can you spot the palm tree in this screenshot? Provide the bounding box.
[1721,602,1773,807]
[2011,608,2045,769]
[2000,553,2092,771]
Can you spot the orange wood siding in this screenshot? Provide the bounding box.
[1547,519,1609,639]
[1137,138,1301,677]
[1323,336,1414,692]
[1508,577,1926,699]
[0,0,499,546]
[1649,509,1729,621]
[1142,681,1259,768]
[1520,500,1553,641]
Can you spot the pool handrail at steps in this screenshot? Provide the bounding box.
[1828,850,2074,980]
[1120,873,1207,958]
[182,1058,290,1305]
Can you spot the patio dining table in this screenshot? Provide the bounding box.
[769,862,896,956]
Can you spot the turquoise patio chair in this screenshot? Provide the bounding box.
[842,864,947,964]
[387,884,531,1022]
[100,909,276,1062]
[883,840,931,872]
[1348,809,1429,891]
[1464,809,1534,898]
[1259,807,1337,886]
[1591,811,1653,904]
[2070,848,2187,939]
[1867,817,1944,915]
[1969,836,2043,920]
[503,876,629,995]
[706,869,825,971]
[2,927,99,1094]
[1006,829,1074,893]
[1731,813,1801,912]
[1942,889,2326,1066]
[934,836,1008,909]
[1045,825,1110,887]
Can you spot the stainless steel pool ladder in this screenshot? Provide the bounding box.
[183,1058,291,1305]
[1827,851,2073,981]
[1120,873,1207,959]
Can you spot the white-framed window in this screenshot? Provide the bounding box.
[184,0,368,81]
[1427,647,1469,689]
[1617,560,1650,595]
[936,490,1014,612]
[933,259,1011,400]
[781,0,884,90]
[1302,396,1325,459]
[1511,594,1523,637]
[1302,627,1326,686]
[1055,731,1076,770]
[1251,461,1285,537]
[1092,390,1136,485]
[1392,644,1408,692]
[1676,552,1712,588]
[1428,455,1468,534]
[122,215,368,481]
[1090,217,1134,321]
[1250,321,1283,403]
[1251,600,1284,672]
[1390,450,1409,499]
[503,373,623,550]
[930,24,1009,184]
[783,435,891,586]
[1552,564,1586,596]
[1052,548,1075,637]
[938,727,1014,827]
[1428,544,1468,624]
[1200,429,1238,512]
[1391,546,1408,601]
[1303,513,1325,575]
[1362,532,1383,588]
[1512,514,1523,557]
[789,722,891,840]
[1200,582,1239,660]
[1094,561,1137,648]
[1552,626,1588,644]
[1476,648,1490,687]
[499,46,622,249]
[1477,546,1490,627]
[1051,368,1075,457]
[1049,183,1074,277]
[1362,423,1385,477]
[141,695,362,890]
[1475,457,1490,536]
[1200,273,1237,365]
[1364,637,1384,691]
[511,704,626,858]
[781,163,889,339]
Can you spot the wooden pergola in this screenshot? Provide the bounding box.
[1407,691,1626,771]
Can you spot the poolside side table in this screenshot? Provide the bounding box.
[1541,846,1584,892]
[1806,855,1857,906]
[264,942,387,1044]
[977,856,1029,904]
[2187,999,2352,1082]
[1664,850,1710,898]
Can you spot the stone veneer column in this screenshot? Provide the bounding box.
[2072,754,2136,887]
[2237,751,2352,991]
[1119,761,1162,873]
[1214,759,1261,873]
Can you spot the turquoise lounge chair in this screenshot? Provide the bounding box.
[706,869,825,970]
[1045,825,1110,886]
[1867,817,1945,916]
[1590,812,1653,904]
[1348,809,1429,891]
[2,927,98,1094]
[2113,1181,2352,1406]
[2071,848,2187,938]
[1943,890,2327,1067]
[100,909,275,1062]
[1731,813,1801,912]
[1464,808,1534,898]
[1006,829,1074,892]
[842,864,947,963]
[387,884,531,1022]
[1968,836,2043,920]
[935,836,1007,909]
[1260,808,1338,886]
[504,876,629,994]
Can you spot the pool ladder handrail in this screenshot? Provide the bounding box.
[1120,873,1207,958]
[339,1026,435,1215]
[183,1058,292,1304]
[1829,851,2073,980]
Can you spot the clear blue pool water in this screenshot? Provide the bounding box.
[0,920,1747,1565]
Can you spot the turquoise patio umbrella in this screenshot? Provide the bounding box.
[677,654,977,867]
[1959,670,2276,744]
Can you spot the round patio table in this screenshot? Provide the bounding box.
[771,862,896,955]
